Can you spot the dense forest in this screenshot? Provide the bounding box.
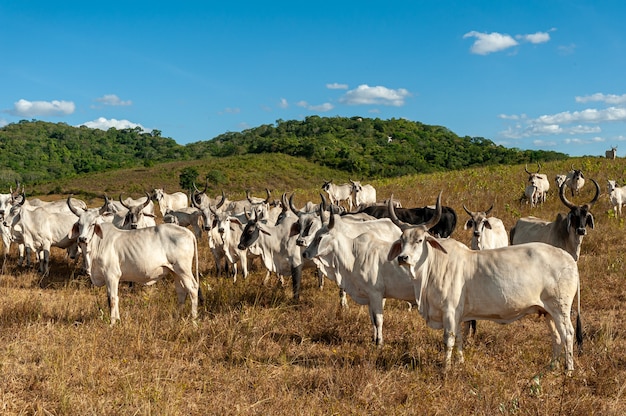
[0,117,568,187]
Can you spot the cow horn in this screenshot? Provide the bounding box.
[142,192,151,208]
[244,209,252,222]
[524,164,532,175]
[16,191,26,206]
[280,193,288,213]
[67,195,82,217]
[588,179,600,206]
[246,190,253,203]
[559,182,576,210]
[288,193,300,215]
[100,194,110,215]
[265,188,271,203]
[462,204,473,217]
[388,194,411,230]
[536,162,541,173]
[119,193,130,209]
[191,192,201,208]
[423,192,443,231]
[484,204,494,216]
[216,190,226,209]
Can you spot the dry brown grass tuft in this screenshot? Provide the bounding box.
[1,156,626,415]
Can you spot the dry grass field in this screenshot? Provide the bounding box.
[1,155,625,415]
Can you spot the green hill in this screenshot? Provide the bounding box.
[0,117,568,189]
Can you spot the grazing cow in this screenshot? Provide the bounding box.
[350,180,377,208]
[301,211,410,345]
[510,180,600,261]
[564,167,585,197]
[525,163,550,203]
[463,204,508,251]
[607,180,626,217]
[152,188,189,217]
[521,177,544,208]
[117,193,157,229]
[67,197,201,325]
[3,195,80,274]
[163,207,203,238]
[353,201,457,238]
[322,180,353,211]
[606,146,617,159]
[386,194,581,373]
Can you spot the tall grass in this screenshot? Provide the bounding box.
[0,155,625,415]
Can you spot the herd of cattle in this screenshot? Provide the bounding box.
[0,164,624,374]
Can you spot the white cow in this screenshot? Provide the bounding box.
[564,167,585,197]
[302,212,411,345]
[116,193,157,229]
[208,206,252,282]
[350,180,377,208]
[163,207,203,238]
[322,180,353,211]
[462,204,508,251]
[67,198,201,325]
[511,180,600,261]
[3,196,80,274]
[607,180,626,217]
[152,188,189,217]
[386,194,581,373]
[525,164,550,204]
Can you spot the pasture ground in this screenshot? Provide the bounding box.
[1,157,625,415]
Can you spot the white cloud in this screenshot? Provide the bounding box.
[0,118,7,128]
[339,84,410,106]
[326,83,348,90]
[575,93,626,105]
[533,139,557,147]
[95,94,132,106]
[308,103,334,112]
[79,117,148,132]
[295,100,334,112]
[9,99,75,117]
[463,31,518,55]
[518,30,552,44]
[563,137,605,145]
[278,98,289,109]
[219,107,240,114]
[536,107,626,125]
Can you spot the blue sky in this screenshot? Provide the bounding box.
[2,1,626,157]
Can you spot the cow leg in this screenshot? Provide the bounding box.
[317,269,324,290]
[39,248,50,275]
[442,314,458,372]
[369,297,385,346]
[339,288,348,309]
[174,278,199,320]
[240,254,249,280]
[291,264,302,301]
[107,280,121,325]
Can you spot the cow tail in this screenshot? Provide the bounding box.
[576,278,583,355]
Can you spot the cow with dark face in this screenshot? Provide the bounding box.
[510,179,600,261]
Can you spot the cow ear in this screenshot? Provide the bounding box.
[229,217,243,226]
[426,236,447,254]
[483,220,492,230]
[69,223,79,240]
[145,213,156,218]
[258,224,271,236]
[387,240,403,262]
[586,214,595,229]
[94,223,103,239]
[464,220,473,230]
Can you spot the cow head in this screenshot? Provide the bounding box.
[119,192,154,229]
[608,180,618,194]
[387,192,447,274]
[321,180,332,192]
[463,204,493,250]
[237,209,270,251]
[559,178,599,236]
[192,191,225,231]
[350,179,363,194]
[152,188,164,202]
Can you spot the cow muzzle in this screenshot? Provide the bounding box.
[397,255,410,266]
[577,228,587,236]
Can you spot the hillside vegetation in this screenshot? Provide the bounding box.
[0,155,625,414]
[0,117,567,190]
